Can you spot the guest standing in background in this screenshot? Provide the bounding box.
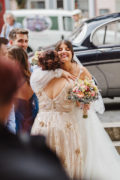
[72,9,83,29]
[1,13,22,40]
[7,46,38,133]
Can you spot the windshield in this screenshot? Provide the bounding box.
[69,23,87,46]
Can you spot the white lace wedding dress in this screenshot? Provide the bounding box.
[31,68,120,180]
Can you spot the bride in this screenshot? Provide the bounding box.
[30,42,120,180]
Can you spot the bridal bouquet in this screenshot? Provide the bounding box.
[68,78,99,118]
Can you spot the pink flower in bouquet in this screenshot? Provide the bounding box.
[91,91,96,97]
[86,86,90,92]
[73,87,79,93]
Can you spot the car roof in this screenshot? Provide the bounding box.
[86,12,120,25]
[6,9,73,17]
[72,12,120,48]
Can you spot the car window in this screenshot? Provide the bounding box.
[105,21,120,45]
[63,16,73,31]
[92,20,120,46]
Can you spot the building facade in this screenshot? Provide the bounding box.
[26,0,75,10]
[96,0,116,16]
[5,0,120,18]
[26,0,89,17]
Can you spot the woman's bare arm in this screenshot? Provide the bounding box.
[80,66,92,80]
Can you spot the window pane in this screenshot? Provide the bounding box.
[63,17,73,31]
[50,16,58,30]
[92,26,105,46]
[75,0,79,9]
[99,9,109,15]
[57,0,63,8]
[105,21,120,45]
[31,1,45,9]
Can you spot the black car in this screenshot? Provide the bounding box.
[70,13,120,98]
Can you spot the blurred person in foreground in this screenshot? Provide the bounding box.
[0,56,69,180]
[0,37,16,134]
[1,12,22,40]
[7,46,38,134]
[72,9,83,29]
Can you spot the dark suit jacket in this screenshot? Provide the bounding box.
[0,123,69,180]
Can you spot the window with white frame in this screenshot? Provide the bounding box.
[57,0,63,9]
[31,0,45,9]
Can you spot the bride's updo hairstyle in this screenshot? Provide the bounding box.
[38,50,62,70]
[55,40,75,63]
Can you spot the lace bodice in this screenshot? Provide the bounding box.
[36,82,75,112]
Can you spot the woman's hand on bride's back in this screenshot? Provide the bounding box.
[62,70,76,81]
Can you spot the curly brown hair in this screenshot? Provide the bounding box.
[38,50,62,70]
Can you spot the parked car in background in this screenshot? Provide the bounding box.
[6,9,74,51]
[69,13,120,98]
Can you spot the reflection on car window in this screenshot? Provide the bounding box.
[92,26,106,46]
[93,20,120,46]
[105,21,120,45]
[71,23,87,45]
[63,16,73,31]
[69,23,84,41]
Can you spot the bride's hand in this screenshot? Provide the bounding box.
[62,70,76,81]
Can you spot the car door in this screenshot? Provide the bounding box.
[91,20,120,98]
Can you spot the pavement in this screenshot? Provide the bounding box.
[98,97,120,123]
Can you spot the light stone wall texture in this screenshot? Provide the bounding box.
[96,0,116,16]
